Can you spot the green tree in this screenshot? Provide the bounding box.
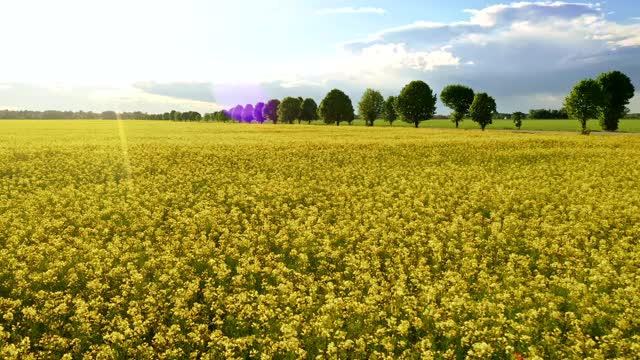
[395,81,437,128]
[440,84,475,128]
[382,96,398,126]
[318,89,354,126]
[101,111,117,120]
[596,71,635,131]
[358,89,384,126]
[242,104,255,122]
[564,78,603,134]
[300,98,318,124]
[278,97,302,124]
[512,111,525,130]
[254,102,266,124]
[263,99,280,124]
[469,93,497,131]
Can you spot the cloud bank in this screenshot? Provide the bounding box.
[137,2,639,113]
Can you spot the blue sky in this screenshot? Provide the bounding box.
[0,0,638,114]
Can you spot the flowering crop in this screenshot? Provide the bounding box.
[1,120,639,359]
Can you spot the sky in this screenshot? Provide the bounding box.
[0,0,639,114]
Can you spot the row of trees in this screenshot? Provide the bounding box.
[223,97,320,124]
[564,71,635,133]
[4,107,630,121]
[219,81,499,130]
[356,81,499,130]
[1,71,634,132]
[528,108,569,119]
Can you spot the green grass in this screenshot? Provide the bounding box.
[303,118,640,132]
[4,118,640,132]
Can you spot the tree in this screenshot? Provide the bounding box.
[101,111,117,120]
[358,89,385,126]
[254,102,265,124]
[564,78,603,134]
[296,97,304,123]
[440,84,475,128]
[469,93,497,131]
[242,104,254,122]
[300,98,318,124]
[512,111,525,130]
[395,81,437,128]
[215,110,231,122]
[263,99,280,124]
[382,96,398,126]
[231,105,243,121]
[596,70,635,131]
[528,108,568,119]
[318,89,354,126]
[278,97,302,124]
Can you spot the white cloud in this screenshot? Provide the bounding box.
[338,1,640,112]
[316,7,386,15]
[0,83,224,113]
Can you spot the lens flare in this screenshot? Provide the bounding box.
[116,113,132,182]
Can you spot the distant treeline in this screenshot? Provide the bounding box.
[0,110,166,120]
[528,108,569,119]
[2,108,638,121]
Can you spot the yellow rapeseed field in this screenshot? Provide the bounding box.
[1,120,639,359]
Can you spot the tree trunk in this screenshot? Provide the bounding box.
[414,121,419,128]
[455,121,459,129]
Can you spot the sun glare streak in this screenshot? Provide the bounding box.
[116,113,132,183]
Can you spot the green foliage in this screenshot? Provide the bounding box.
[211,110,231,122]
[440,85,475,128]
[469,93,497,131]
[300,98,318,124]
[528,108,568,119]
[278,97,302,124]
[382,96,398,125]
[512,112,525,130]
[263,99,280,124]
[357,89,385,126]
[596,70,635,131]
[318,89,354,126]
[101,111,117,120]
[564,78,604,134]
[395,81,437,128]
